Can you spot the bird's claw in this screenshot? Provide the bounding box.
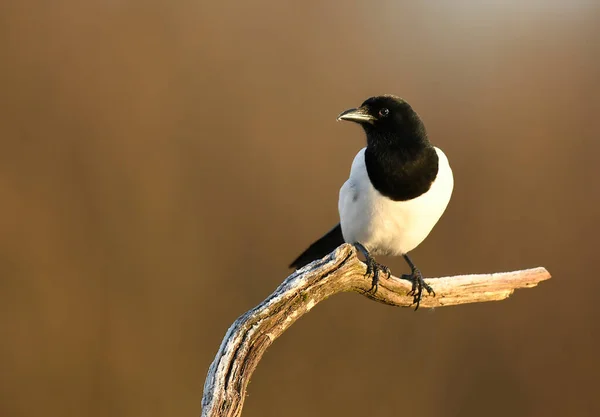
[364,257,391,293]
[402,268,435,310]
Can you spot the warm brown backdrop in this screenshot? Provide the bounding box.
[1,1,599,416]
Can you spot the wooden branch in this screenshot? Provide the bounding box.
[201,244,551,417]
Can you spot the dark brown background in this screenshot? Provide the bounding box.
[1,1,599,416]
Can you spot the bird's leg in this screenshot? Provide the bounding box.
[401,254,435,310]
[354,242,391,293]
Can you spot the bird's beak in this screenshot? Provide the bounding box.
[336,107,376,124]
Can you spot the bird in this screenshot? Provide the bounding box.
[290,94,454,309]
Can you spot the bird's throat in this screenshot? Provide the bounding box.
[364,144,439,201]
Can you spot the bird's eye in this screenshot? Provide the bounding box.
[379,108,390,117]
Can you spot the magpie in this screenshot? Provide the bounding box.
[290,95,454,309]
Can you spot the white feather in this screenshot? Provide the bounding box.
[338,147,453,256]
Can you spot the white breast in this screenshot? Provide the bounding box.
[338,147,453,256]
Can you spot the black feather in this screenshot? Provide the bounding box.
[289,224,345,269]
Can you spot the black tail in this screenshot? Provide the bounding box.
[289,224,345,269]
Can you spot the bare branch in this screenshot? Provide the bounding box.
[201,244,551,417]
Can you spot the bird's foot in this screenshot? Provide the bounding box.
[354,242,391,293]
[402,268,435,310]
[364,255,391,294]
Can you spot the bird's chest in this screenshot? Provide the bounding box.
[338,148,452,255]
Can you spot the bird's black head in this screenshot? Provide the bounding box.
[337,95,428,149]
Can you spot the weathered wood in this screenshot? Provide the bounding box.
[201,244,551,417]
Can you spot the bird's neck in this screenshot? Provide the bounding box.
[364,138,439,201]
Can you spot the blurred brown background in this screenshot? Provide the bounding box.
[1,1,599,416]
